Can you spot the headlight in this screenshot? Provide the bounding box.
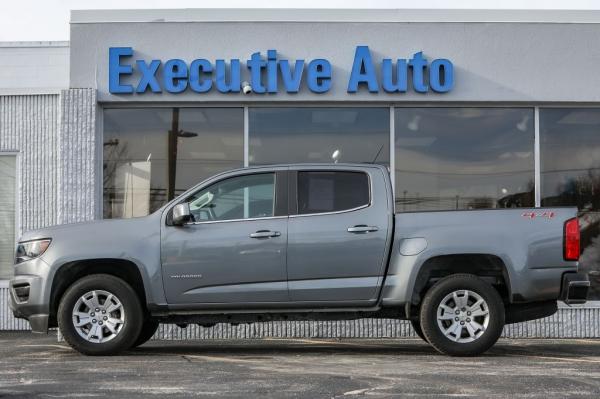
[15,239,51,264]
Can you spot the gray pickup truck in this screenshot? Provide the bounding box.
[9,164,589,356]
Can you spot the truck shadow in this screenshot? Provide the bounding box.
[125,338,600,359]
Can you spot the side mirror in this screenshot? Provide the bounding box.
[172,203,192,226]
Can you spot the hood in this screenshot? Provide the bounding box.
[18,212,163,243]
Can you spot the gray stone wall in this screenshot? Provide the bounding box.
[0,94,61,233]
[57,89,97,224]
[0,89,97,331]
[0,89,97,233]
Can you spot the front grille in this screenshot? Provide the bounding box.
[12,284,30,303]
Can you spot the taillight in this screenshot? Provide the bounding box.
[564,217,580,261]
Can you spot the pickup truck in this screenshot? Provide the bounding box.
[9,164,590,356]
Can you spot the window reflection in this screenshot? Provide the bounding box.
[186,173,275,222]
[249,108,390,166]
[394,108,535,212]
[103,108,243,219]
[540,108,600,299]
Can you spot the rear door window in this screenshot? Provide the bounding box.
[297,171,369,215]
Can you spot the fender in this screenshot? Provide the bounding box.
[380,247,514,307]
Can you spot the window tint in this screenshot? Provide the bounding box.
[540,108,600,300]
[186,173,275,222]
[249,107,390,166]
[297,171,369,215]
[103,108,243,219]
[394,108,534,212]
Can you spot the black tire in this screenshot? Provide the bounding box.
[419,274,505,357]
[132,319,159,348]
[58,274,143,356]
[410,319,428,343]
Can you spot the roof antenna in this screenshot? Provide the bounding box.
[370,144,384,164]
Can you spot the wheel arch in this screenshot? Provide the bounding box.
[408,253,512,314]
[48,258,149,328]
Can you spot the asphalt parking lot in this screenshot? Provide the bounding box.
[0,332,599,398]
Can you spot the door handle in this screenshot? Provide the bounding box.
[249,230,281,239]
[347,225,379,233]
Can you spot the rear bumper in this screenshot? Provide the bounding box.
[560,272,590,305]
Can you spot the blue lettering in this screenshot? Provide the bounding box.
[135,60,161,93]
[216,59,241,93]
[189,59,212,93]
[267,50,278,93]
[429,58,454,93]
[164,59,188,93]
[307,59,331,93]
[279,60,304,93]
[348,46,378,93]
[409,51,428,93]
[108,46,454,96]
[108,47,133,94]
[247,52,266,94]
[382,59,407,93]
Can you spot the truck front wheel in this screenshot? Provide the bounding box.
[132,319,160,348]
[419,274,505,356]
[58,274,143,355]
[409,320,428,343]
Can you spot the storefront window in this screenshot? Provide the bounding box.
[394,108,535,212]
[248,107,390,166]
[103,108,243,219]
[540,108,600,300]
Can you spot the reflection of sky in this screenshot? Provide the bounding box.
[103,108,244,191]
[394,108,534,201]
[540,109,600,202]
[540,109,600,299]
[249,108,390,165]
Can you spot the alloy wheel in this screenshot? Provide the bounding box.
[72,290,125,343]
[436,289,490,343]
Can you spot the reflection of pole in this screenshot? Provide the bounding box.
[167,108,179,201]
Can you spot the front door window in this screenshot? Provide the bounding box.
[186,173,275,222]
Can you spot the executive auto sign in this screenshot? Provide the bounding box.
[108,46,454,95]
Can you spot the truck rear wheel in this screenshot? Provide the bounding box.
[58,274,143,356]
[419,274,505,356]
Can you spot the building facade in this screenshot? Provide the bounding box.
[1,9,599,336]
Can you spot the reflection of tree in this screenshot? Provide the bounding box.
[543,168,600,300]
[543,169,600,211]
[466,197,494,209]
[496,179,534,208]
[102,139,129,188]
[102,140,129,218]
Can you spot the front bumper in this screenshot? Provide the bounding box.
[9,258,52,333]
[560,272,590,305]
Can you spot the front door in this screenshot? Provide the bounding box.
[287,167,391,303]
[161,171,288,305]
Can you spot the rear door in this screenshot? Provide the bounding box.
[286,166,392,304]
